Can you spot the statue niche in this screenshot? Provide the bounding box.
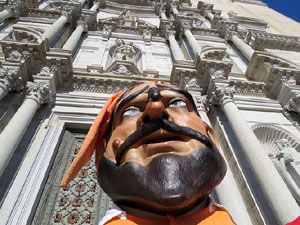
[106,39,142,75]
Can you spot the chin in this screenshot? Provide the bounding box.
[97,146,226,216]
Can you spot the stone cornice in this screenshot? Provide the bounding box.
[72,73,168,93]
[246,31,300,51]
[246,51,300,99]
[229,80,265,97]
[23,8,62,20]
[246,51,299,83]
[170,55,232,94]
[98,10,158,37]
[228,0,267,6]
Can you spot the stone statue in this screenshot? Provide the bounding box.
[111,39,140,62]
[275,139,300,203]
[61,81,234,224]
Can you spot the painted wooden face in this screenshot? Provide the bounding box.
[97,82,226,216]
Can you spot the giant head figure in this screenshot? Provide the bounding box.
[61,81,227,217]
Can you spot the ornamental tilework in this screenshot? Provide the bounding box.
[32,131,113,225]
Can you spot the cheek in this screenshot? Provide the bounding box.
[174,113,208,136]
[112,117,138,140]
[105,119,138,158]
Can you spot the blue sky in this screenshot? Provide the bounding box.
[263,0,300,23]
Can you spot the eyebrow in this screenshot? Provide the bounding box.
[115,85,150,114]
[155,84,199,115]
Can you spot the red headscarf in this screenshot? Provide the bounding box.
[60,90,126,187]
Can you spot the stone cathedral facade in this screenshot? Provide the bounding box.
[0,0,300,224]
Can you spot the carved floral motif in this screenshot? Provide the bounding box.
[0,68,23,92]
[7,50,24,62]
[210,86,235,106]
[26,81,52,105]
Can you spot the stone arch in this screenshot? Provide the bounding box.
[11,25,43,43]
[200,47,228,61]
[252,124,300,203]
[252,124,300,156]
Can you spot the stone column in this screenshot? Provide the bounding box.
[79,0,86,6]
[42,14,68,41]
[212,86,300,224]
[207,12,214,22]
[231,34,254,61]
[167,31,185,60]
[171,6,179,16]
[160,10,167,20]
[0,69,23,100]
[184,28,201,55]
[0,82,52,177]
[90,0,100,11]
[191,94,252,224]
[0,9,11,24]
[63,21,86,51]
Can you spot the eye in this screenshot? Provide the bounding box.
[169,99,186,108]
[123,107,141,117]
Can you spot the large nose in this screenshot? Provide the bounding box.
[143,100,166,120]
[137,88,168,125]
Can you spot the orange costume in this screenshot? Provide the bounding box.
[100,203,236,225]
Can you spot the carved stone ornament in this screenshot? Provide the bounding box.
[219,19,238,40]
[284,94,300,114]
[7,50,24,62]
[275,139,294,162]
[181,19,192,31]
[253,124,300,203]
[112,65,131,75]
[120,9,133,20]
[26,82,53,105]
[186,78,200,89]
[6,3,19,18]
[110,39,141,63]
[165,24,176,38]
[208,68,226,80]
[0,69,24,92]
[143,29,152,42]
[195,95,207,111]
[274,138,300,203]
[38,66,55,77]
[281,76,297,86]
[210,86,235,106]
[103,24,112,38]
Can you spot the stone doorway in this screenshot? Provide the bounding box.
[31,130,112,225]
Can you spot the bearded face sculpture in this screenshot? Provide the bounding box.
[61,81,226,218]
[96,82,227,216]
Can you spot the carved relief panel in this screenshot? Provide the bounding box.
[32,131,112,225]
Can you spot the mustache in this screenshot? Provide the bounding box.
[115,119,214,165]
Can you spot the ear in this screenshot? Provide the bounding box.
[95,139,106,168]
[206,125,220,149]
